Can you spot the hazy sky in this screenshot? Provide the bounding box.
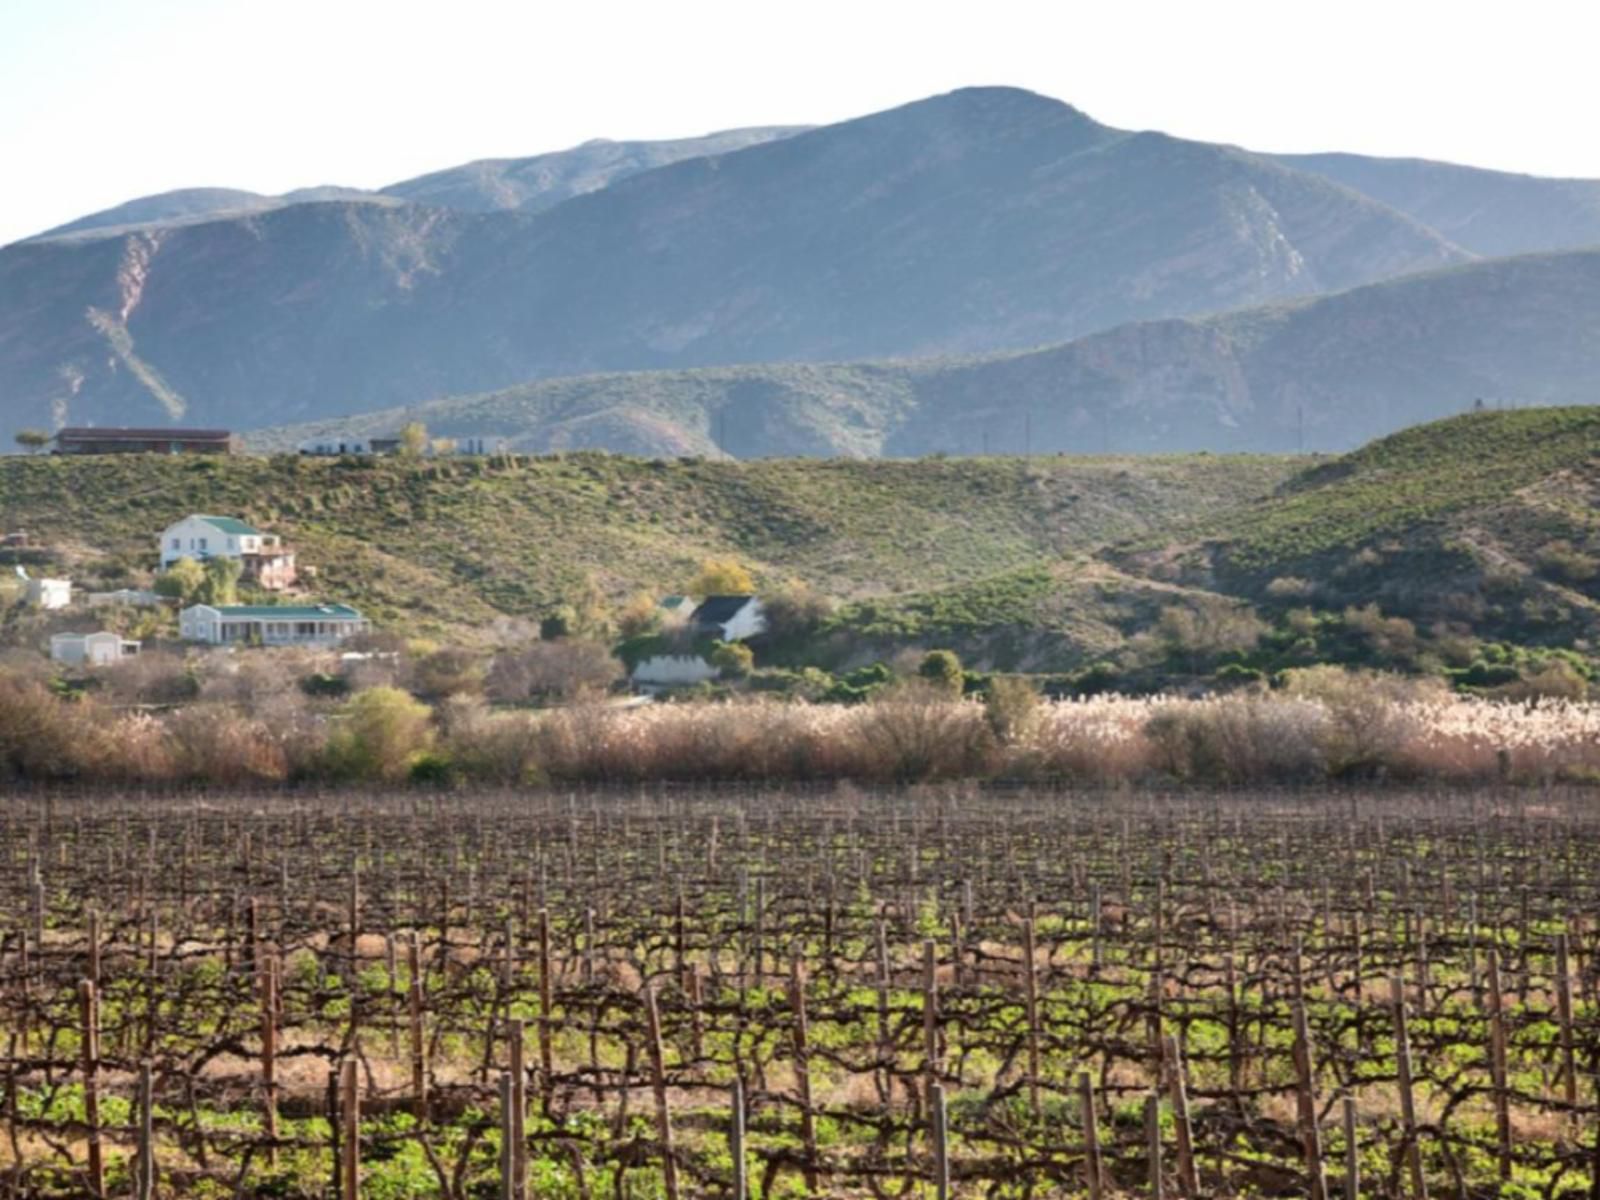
[5,0,1600,247]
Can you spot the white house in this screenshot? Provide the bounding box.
[179,603,368,646]
[50,631,140,666]
[630,654,721,693]
[690,595,767,642]
[159,515,297,590]
[160,515,268,567]
[25,578,72,610]
[88,588,163,608]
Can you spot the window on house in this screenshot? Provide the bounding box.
[170,537,180,549]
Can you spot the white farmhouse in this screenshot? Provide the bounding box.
[160,515,268,567]
[159,514,298,590]
[25,578,72,610]
[180,603,368,646]
[50,631,140,666]
[689,595,767,642]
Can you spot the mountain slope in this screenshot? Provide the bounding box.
[23,186,399,243]
[255,247,1600,458]
[0,87,1468,434]
[379,127,808,213]
[1275,152,1600,257]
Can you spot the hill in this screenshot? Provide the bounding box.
[0,87,1466,434]
[0,450,1292,648]
[257,248,1600,457]
[1112,406,1600,655]
[6,410,1599,684]
[1274,152,1600,257]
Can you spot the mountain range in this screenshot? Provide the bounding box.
[4,86,1599,451]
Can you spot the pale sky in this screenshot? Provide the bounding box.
[4,0,1600,247]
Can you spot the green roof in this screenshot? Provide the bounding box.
[194,514,260,536]
[209,604,362,619]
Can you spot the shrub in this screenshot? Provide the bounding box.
[1145,697,1326,784]
[917,650,964,697]
[854,684,993,781]
[1265,576,1316,600]
[709,641,755,679]
[691,557,756,596]
[0,677,98,779]
[164,704,286,783]
[1536,540,1599,584]
[406,646,486,701]
[983,676,1041,745]
[323,686,434,782]
[486,640,622,704]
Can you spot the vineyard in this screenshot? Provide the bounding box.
[2,786,1598,1198]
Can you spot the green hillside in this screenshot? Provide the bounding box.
[1115,407,1600,654]
[6,409,1598,683]
[0,450,1291,641]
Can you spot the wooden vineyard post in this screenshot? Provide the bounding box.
[340,1057,360,1200]
[1078,1071,1104,1200]
[409,933,428,1121]
[1486,947,1512,1182]
[643,986,680,1200]
[498,1073,515,1200]
[790,959,819,1193]
[1390,974,1427,1200]
[538,908,555,1115]
[508,1018,527,1200]
[79,980,104,1198]
[922,938,940,1104]
[1145,1091,1164,1200]
[87,907,100,988]
[262,957,279,1157]
[1022,911,1042,1121]
[730,1078,748,1200]
[930,1080,951,1200]
[135,1060,155,1200]
[1290,942,1328,1200]
[1341,1093,1358,1200]
[1163,1036,1199,1198]
[1556,932,1578,1114]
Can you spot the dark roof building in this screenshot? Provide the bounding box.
[55,427,236,455]
[689,595,767,642]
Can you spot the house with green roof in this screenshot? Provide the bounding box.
[160,514,298,590]
[179,603,368,647]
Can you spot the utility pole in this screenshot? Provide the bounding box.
[1297,405,1305,455]
[1023,410,1032,458]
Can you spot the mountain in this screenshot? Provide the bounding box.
[378,127,808,213]
[0,87,1468,434]
[23,186,398,242]
[256,247,1600,457]
[1273,152,1600,257]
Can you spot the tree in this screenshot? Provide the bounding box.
[323,686,434,781]
[917,650,964,697]
[197,557,242,606]
[615,591,661,639]
[691,557,755,596]
[709,641,754,679]
[155,557,206,605]
[398,421,429,457]
[485,640,623,704]
[13,430,50,455]
[761,579,833,641]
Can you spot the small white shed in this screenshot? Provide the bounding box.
[51,631,140,666]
